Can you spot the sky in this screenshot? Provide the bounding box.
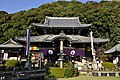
[0,0,101,14]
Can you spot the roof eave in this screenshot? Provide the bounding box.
[32,24,91,29]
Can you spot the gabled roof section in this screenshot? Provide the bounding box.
[32,16,92,28]
[0,39,23,48]
[3,39,17,45]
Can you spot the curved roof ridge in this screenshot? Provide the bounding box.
[105,43,120,53]
[46,16,79,19]
[3,38,17,45]
[0,38,23,48]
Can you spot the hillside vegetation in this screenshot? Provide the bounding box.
[0,1,120,49]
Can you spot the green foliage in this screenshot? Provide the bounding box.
[0,1,120,49]
[99,55,108,62]
[48,67,66,78]
[5,60,19,67]
[63,61,73,68]
[48,67,79,78]
[64,68,79,78]
[101,62,116,70]
[0,11,8,15]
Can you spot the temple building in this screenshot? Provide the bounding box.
[0,16,109,68]
[0,39,24,60]
[15,16,109,64]
[105,41,120,64]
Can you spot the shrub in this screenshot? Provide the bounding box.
[63,61,74,68]
[48,67,79,78]
[5,60,19,67]
[64,68,74,78]
[73,68,79,76]
[101,62,116,70]
[48,67,66,78]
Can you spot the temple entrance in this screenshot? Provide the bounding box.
[41,39,71,66]
[42,37,86,64]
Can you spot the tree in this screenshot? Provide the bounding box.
[0,1,120,50]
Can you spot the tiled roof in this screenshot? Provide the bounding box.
[0,39,23,48]
[32,17,91,28]
[17,35,109,43]
[105,44,120,53]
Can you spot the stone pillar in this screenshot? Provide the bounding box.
[59,40,64,68]
[90,31,97,70]
[60,59,63,68]
[60,40,63,53]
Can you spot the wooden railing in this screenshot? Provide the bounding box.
[0,69,46,80]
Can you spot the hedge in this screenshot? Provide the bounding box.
[101,62,116,70]
[5,60,19,67]
[63,61,73,68]
[48,67,79,78]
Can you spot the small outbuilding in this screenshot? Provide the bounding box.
[0,39,24,60]
[105,42,120,64]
